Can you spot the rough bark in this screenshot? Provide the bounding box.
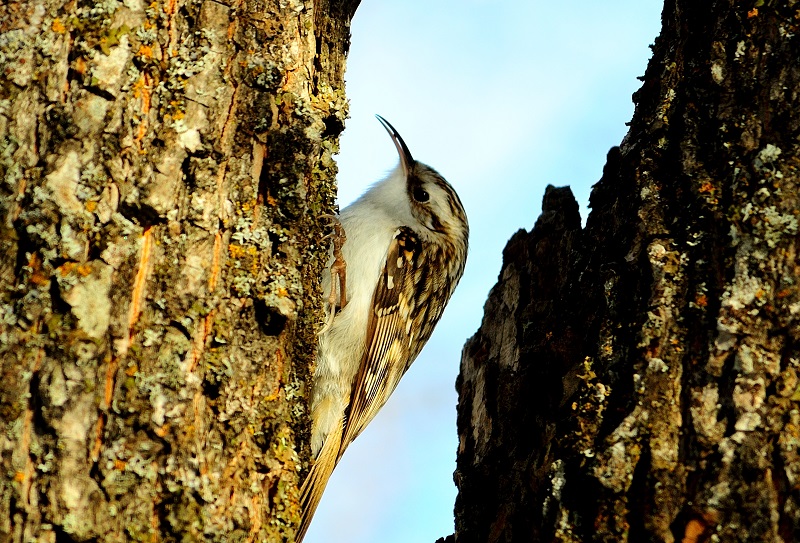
[0,0,357,540]
[455,2,800,542]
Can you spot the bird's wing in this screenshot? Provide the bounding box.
[298,229,421,541]
[339,227,422,454]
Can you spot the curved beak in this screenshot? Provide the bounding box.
[375,114,414,178]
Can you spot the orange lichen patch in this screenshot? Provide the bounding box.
[747,8,758,18]
[133,74,152,147]
[128,227,154,334]
[228,244,244,259]
[695,294,708,307]
[188,311,215,372]
[135,120,148,147]
[15,384,39,503]
[90,415,105,462]
[99,225,153,463]
[85,200,98,212]
[125,364,138,376]
[74,56,88,75]
[698,181,715,194]
[114,459,127,470]
[247,494,263,543]
[682,519,706,543]
[137,44,154,59]
[56,262,73,276]
[209,231,222,291]
[168,100,184,120]
[51,18,66,33]
[29,272,49,286]
[229,244,257,259]
[164,0,178,50]
[261,387,281,403]
[219,85,239,154]
[266,195,277,206]
[154,423,170,437]
[777,288,792,298]
[132,75,147,99]
[27,253,49,286]
[104,357,118,409]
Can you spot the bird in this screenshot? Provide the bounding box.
[297,115,469,541]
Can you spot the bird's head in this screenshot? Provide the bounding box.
[375,115,469,248]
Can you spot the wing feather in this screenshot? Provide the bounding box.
[340,227,419,453]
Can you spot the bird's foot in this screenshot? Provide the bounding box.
[319,215,347,335]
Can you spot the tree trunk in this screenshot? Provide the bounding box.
[0,0,357,540]
[454,2,800,542]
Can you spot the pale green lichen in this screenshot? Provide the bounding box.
[141,328,163,347]
[740,200,798,249]
[757,143,782,164]
[759,206,798,247]
[721,268,762,312]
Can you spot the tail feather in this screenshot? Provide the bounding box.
[296,418,344,542]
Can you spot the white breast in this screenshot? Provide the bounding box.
[310,166,410,455]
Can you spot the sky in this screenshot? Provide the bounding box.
[304,1,664,542]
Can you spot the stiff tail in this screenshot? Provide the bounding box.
[296,418,344,542]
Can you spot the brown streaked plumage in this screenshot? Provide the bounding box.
[297,116,468,542]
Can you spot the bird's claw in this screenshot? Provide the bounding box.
[319,215,347,335]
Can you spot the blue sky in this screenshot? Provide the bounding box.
[304,1,664,541]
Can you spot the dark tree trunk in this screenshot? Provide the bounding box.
[454,2,800,542]
[0,0,357,540]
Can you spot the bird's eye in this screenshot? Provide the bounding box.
[412,186,430,203]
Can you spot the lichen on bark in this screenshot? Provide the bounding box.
[453,3,800,542]
[0,0,358,540]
